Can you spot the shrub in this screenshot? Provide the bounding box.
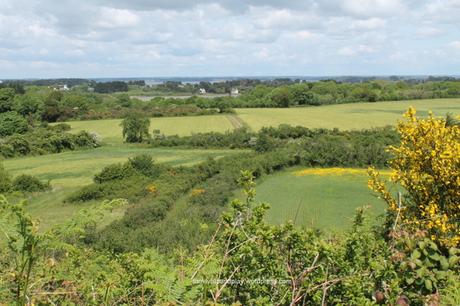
[128,155,162,179]
[0,126,100,159]
[12,174,49,192]
[0,111,28,136]
[93,163,137,184]
[369,108,460,248]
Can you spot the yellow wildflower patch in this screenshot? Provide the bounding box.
[146,183,158,195]
[190,188,206,197]
[294,167,391,177]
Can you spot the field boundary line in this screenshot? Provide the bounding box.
[225,114,252,131]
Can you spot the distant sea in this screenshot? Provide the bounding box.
[90,75,460,85]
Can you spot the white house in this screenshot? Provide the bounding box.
[53,84,70,91]
[199,88,206,94]
[230,88,239,97]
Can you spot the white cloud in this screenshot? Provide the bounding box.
[340,0,406,17]
[0,0,459,77]
[338,45,375,56]
[450,41,460,49]
[97,8,140,28]
[349,18,386,30]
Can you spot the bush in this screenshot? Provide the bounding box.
[369,108,460,247]
[93,163,137,184]
[0,111,28,136]
[12,174,49,192]
[128,155,163,179]
[0,126,100,159]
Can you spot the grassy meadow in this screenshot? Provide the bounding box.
[3,146,244,229]
[245,167,399,230]
[235,99,460,131]
[64,114,234,144]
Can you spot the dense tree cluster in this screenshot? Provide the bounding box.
[93,81,129,93]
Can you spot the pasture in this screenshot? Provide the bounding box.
[235,99,460,131]
[246,167,398,230]
[64,114,234,144]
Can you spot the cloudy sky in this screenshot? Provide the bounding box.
[1,0,460,78]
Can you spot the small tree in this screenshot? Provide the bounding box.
[120,114,150,143]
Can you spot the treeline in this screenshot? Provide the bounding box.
[3,79,460,123]
[93,81,129,93]
[0,88,100,158]
[206,80,460,108]
[1,88,226,123]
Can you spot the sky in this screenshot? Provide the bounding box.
[0,0,460,78]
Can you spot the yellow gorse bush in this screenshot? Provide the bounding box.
[146,183,158,195]
[368,107,460,247]
[190,188,206,197]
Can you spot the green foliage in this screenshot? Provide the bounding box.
[14,95,43,117]
[128,154,163,179]
[0,111,28,136]
[0,196,41,305]
[392,232,460,299]
[116,93,132,107]
[94,81,129,93]
[120,114,150,143]
[0,87,16,112]
[269,86,293,107]
[41,92,62,122]
[0,164,12,193]
[93,163,137,184]
[0,127,100,159]
[152,125,398,168]
[12,174,50,192]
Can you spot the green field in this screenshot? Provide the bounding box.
[236,99,460,131]
[63,100,460,142]
[3,146,244,229]
[65,115,235,144]
[246,167,397,230]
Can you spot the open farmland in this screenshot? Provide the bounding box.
[235,99,460,131]
[62,99,460,143]
[64,114,235,144]
[244,167,398,230]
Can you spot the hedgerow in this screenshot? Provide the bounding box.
[0,126,100,158]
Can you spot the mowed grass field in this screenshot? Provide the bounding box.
[235,99,460,131]
[65,115,235,144]
[245,167,399,230]
[3,146,244,229]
